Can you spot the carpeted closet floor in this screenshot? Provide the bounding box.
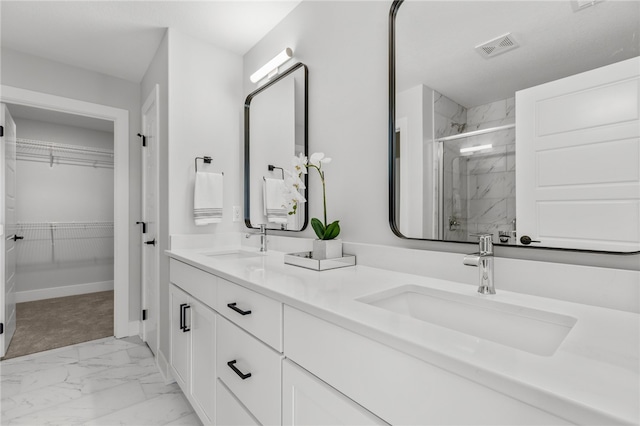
[2,290,113,360]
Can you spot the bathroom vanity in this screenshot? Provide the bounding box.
[165,244,639,425]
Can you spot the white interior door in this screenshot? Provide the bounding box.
[1,103,17,357]
[516,57,640,252]
[141,86,159,355]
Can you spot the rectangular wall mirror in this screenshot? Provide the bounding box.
[245,62,308,231]
[389,0,640,253]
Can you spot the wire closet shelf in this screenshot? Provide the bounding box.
[15,221,115,264]
[16,138,114,168]
[16,221,114,241]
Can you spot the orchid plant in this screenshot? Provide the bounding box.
[283,152,340,240]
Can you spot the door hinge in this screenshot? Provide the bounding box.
[0,323,4,334]
[0,126,4,137]
[137,133,146,147]
[142,309,148,321]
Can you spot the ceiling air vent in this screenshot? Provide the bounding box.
[475,33,519,59]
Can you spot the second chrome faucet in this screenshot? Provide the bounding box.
[463,234,495,295]
[245,224,268,252]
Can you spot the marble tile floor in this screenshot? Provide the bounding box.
[1,336,201,425]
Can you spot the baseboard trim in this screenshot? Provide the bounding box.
[15,281,114,303]
[157,349,175,384]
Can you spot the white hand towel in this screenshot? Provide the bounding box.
[194,172,223,226]
[263,178,288,224]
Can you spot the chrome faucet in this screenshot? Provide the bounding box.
[245,224,267,252]
[463,234,495,294]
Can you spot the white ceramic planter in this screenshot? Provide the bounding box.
[312,239,343,260]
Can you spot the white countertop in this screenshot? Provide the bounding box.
[166,247,639,425]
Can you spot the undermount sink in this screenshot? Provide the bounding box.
[357,285,576,356]
[202,250,263,260]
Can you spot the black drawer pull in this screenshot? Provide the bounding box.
[179,303,191,332]
[182,305,191,332]
[227,360,251,380]
[227,302,252,316]
[179,303,187,330]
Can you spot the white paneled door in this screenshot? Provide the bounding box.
[1,103,17,357]
[516,57,640,252]
[141,86,160,355]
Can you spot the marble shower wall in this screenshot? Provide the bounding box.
[465,98,516,243]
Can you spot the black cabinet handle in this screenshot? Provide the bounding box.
[227,302,251,316]
[179,303,190,332]
[182,305,191,332]
[144,239,156,246]
[13,235,24,241]
[227,360,252,380]
[520,235,541,245]
[179,303,187,331]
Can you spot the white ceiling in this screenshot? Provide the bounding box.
[396,0,640,108]
[0,1,302,83]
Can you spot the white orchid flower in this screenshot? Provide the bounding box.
[309,152,331,168]
[284,170,306,190]
[282,169,307,215]
[292,153,308,175]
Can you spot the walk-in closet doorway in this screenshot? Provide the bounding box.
[0,86,130,359]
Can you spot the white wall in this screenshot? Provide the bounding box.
[168,30,243,236]
[242,1,639,271]
[396,85,434,238]
[142,29,243,361]
[1,48,143,319]
[14,118,114,222]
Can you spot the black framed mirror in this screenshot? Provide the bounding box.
[389,0,640,253]
[245,62,308,231]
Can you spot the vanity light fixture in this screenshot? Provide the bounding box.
[250,48,293,83]
[460,144,493,154]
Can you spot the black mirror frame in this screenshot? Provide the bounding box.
[244,62,309,231]
[388,0,638,255]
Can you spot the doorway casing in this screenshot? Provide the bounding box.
[0,85,131,338]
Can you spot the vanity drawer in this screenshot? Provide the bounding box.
[169,259,217,307]
[217,316,283,426]
[217,278,282,351]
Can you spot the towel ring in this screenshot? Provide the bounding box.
[268,164,284,179]
[195,156,212,172]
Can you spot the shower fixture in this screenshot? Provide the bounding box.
[451,122,466,133]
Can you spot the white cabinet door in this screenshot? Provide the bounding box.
[216,379,260,426]
[516,56,640,251]
[170,284,191,390]
[191,298,216,424]
[283,359,388,426]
